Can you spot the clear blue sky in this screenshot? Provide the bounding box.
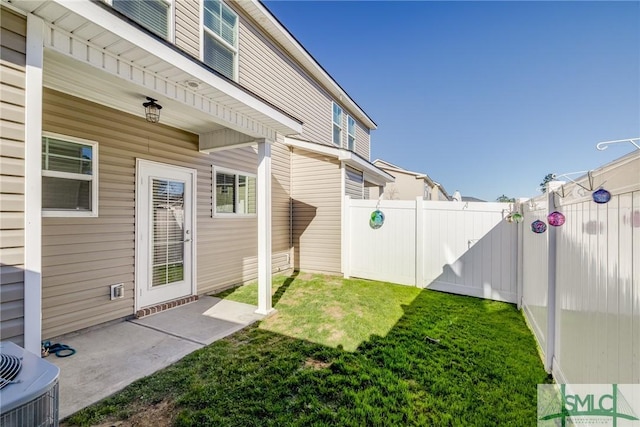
[264,1,640,201]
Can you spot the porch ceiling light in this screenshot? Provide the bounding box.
[143,97,162,123]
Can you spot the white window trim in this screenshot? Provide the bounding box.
[42,132,99,218]
[212,166,257,217]
[347,115,356,151]
[200,0,239,81]
[106,0,175,43]
[332,102,343,147]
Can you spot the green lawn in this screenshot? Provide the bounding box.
[65,273,549,426]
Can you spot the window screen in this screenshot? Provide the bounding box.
[113,0,170,39]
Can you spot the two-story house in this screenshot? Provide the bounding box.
[0,0,393,355]
[368,159,449,201]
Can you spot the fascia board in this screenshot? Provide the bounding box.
[284,137,393,184]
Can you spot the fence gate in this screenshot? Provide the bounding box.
[344,198,519,303]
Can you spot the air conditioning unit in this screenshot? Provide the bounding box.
[0,341,60,427]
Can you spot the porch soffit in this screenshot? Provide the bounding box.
[14,0,303,144]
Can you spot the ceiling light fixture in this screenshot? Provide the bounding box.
[143,97,162,123]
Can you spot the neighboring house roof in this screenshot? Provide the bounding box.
[461,196,487,202]
[372,159,449,196]
[285,138,394,185]
[372,159,452,200]
[240,1,377,130]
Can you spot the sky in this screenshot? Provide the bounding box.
[264,0,640,201]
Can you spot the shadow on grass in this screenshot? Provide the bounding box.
[65,279,550,427]
[273,270,298,305]
[211,271,298,306]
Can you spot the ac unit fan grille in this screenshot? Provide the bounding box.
[0,354,22,390]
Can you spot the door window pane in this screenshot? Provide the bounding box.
[152,178,185,287]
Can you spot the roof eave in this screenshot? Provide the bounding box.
[238,0,377,130]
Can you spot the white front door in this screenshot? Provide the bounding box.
[136,160,196,309]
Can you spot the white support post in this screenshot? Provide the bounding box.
[342,195,351,278]
[516,198,527,309]
[256,139,273,315]
[545,182,562,372]
[24,15,45,356]
[516,217,524,309]
[415,196,424,288]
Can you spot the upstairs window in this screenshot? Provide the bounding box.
[347,116,356,151]
[112,0,172,40]
[332,102,343,146]
[203,0,238,80]
[42,134,98,217]
[213,167,256,216]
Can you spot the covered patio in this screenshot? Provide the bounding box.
[14,0,303,355]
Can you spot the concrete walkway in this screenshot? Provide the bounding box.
[49,296,264,419]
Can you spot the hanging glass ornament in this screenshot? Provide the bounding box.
[531,220,547,234]
[547,211,565,227]
[505,213,514,223]
[592,188,611,204]
[511,212,523,223]
[370,210,385,229]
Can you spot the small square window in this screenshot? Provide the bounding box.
[213,167,256,216]
[42,134,98,217]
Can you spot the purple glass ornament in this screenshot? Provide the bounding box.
[592,188,611,204]
[547,211,565,227]
[531,220,547,234]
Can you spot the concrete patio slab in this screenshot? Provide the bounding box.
[130,296,264,345]
[49,297,264,419]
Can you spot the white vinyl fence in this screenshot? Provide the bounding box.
[521,151,640,384]
[343,150,639,385]
[344,199,519,303]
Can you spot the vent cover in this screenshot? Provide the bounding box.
[0,354,22,390]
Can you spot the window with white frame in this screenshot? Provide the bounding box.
[332,102,343,146]
[112,0,172,40]
[347,115,356,151]
[203,0,238,80]
[42,134,98,217]
[213,167,256,215]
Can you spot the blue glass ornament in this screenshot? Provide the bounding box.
[370,210,385,229]
[592,188,611,204]
[531,220,547,234]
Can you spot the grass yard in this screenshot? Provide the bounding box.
[65,273,549,426]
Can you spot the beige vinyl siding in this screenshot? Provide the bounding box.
[41,88,290,338]
[345,166,364,200]
[379,169,428,201]
[271,139,292,262]
[355,121,370,160]
[235,10,371,160]
[0,8,26,346]
[174,0,200,58]
[291,149,341,273]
